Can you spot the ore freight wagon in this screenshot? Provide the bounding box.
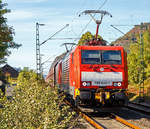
[46,45,128,107]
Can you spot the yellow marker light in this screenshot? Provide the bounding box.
[95,93,100,100]
[75,89,80,97]
[105,92,110,99]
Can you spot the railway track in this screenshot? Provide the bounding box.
[127,101,150,115]
[110,113,141,129]
[86,112,142,129]
[65,100,142,129]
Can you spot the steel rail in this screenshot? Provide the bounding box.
[127,102,150,115]
[129,101,150,108]
[65,100,141,129]
[65,100,104,129]
[79,111,104,129]
[111,113,142,129]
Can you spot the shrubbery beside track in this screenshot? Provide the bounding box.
[0,70,76,129]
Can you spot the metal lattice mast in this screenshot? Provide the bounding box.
[36,23,40,77]
[36,23,69,78]
[36,23,45,78]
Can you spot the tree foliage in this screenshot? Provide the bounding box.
[128,30,150,84]
[17,68,37,86]
[78,31,105,45]
[0,70,76,128]
[0,0,21,64]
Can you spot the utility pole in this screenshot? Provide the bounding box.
[40,54,44,77]
[36,23,69,78]
[36,22,45,78]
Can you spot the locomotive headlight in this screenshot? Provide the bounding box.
[113,82,122,86]
[82,81,91,86]
[82,82,87,86]
[118,82,122,86]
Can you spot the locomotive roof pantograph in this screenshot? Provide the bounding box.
[79,10,112,46]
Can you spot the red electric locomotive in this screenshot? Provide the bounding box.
[46,44,128,107]
[46,10,128,108]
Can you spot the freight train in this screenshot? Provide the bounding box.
[46,10,128,108]
[46,41,128,108]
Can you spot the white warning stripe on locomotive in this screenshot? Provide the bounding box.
[81,72,123,86]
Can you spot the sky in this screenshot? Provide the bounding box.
[2,0,150,75]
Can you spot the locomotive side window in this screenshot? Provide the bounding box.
[102,50,122,64]
[81,50,101,64]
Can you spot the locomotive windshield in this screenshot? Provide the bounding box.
[102,50,121,64]
[81,50,101,64]
[81,50,122,64]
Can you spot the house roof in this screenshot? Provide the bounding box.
[1,64,19,78]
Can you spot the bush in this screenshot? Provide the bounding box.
[0,71,75,129]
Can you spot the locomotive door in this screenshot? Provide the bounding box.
[70,53,75,85]
[70,53,76,97]
[58,62,62,89]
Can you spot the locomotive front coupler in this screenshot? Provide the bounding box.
[95,88,111,105]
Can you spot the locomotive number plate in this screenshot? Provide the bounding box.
[93,81,112,86]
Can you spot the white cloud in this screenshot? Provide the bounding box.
[5,7,64,22]
[22,0,48,3]
[6,10,34,21]
[7,0,48,3]
[7,48,36,69]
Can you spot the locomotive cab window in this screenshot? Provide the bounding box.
[102,50,122,64]
[81,50,101,64]
[81,50,122,65]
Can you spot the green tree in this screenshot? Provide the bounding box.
[78,31,106,45]
[143,31,150,78]
[0,0,21,64]
[128,43,141,84]
[17,68,37,87]
[128,30,150,84]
